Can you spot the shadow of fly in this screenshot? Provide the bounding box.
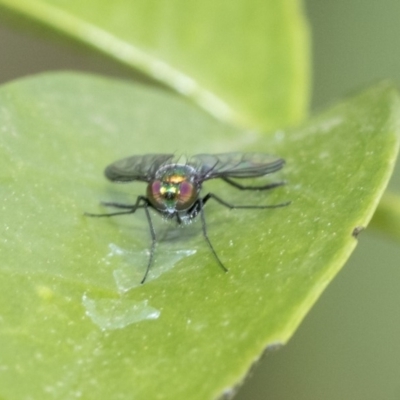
[86,153,290,284]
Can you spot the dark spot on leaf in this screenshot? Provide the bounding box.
[266,341,284,352]
[352,226,365,238]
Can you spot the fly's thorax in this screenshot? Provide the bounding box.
[146,164,200,213]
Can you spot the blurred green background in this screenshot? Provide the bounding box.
[0,1,399,399]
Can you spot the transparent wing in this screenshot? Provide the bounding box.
[190,152,285,181]
[105,154,174,182]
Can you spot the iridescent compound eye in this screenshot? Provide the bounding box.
[147,180,167,210]
[147,179,198,211]
[175,180,197,210]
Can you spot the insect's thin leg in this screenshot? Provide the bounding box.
[101,201,144,209]
[141,203,157,284]
[222,177,285,191]
[203,193,291,209]
[84,195,147,217]
[85,210,137,218]
[198,198,228,273]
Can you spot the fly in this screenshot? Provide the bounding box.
[86,153,289,284]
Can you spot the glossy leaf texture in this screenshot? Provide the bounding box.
[0,73,399,400]
[0,0,310,130]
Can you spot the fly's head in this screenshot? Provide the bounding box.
[147,164,200,214]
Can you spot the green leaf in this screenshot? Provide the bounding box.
[0,0,310,130]
[0,73,398,400]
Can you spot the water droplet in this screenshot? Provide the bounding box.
[107,243,196,292]
[82,294,160,331]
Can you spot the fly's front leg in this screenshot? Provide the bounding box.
[85,196,156,284]
[84,195,149,217]
[141,203,156,284]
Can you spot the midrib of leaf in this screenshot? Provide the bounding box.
[0,0,236,123]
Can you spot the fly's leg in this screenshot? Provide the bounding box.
[202,193,291,209]
[85,196,157,284]
[222,177,285,191]
[188,198,228,274]
[84,196,148,217]
[190,192,290,275]
[101,201,141,209]
[141,203,156,284]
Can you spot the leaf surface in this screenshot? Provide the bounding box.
[0,73,398,399]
